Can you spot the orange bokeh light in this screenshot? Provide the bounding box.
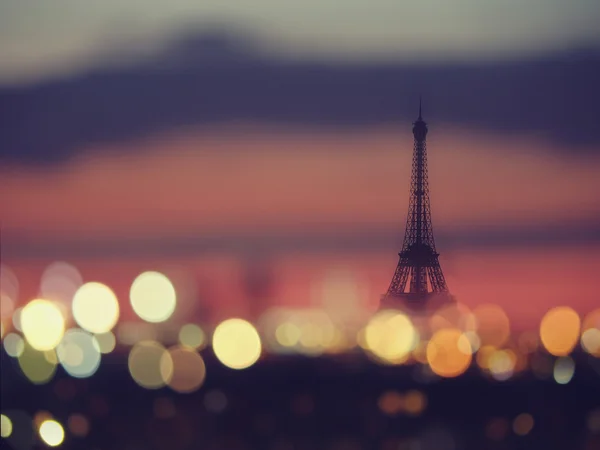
[539,307,580,356]
[426,328,472,378]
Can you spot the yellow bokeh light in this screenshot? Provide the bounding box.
[94,331,116,354]
[3,332,25,357]
[178,324,206,349]
[276,322,301,348]
[128,340,173,389]
[39,419,65,447]
[427,328,472,378]
[213,318,262,370]
[18,343,57,384]
[473,304,511,348]
[21,299,65,351]
[130,271,176,323]
[166,346,206,393]
[72,282,119,333]
[488,349,517,381]
[553,356,575,384]
[581,328,600,357]
[540,307,580,356]
[12,307,23,332]
[364,310,417,364]
[1,414,12,438]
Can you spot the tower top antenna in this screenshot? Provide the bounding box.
[418,95,422,120]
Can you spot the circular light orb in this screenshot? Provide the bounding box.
[57,329,101,378]
[39,419,65,447]
[1,414,12,438]
[427,328,472,378]
[94,331,116,354]
[513,413,534,436]
[3,332,25,357]
[553,356,575,384]
[540,307,580,356]
[130,271,176,323]
[581,328,600,357]
[473,304,511,347]
[40,261,83,304]
[18,343,57,384]
[213,318,261,370]
[72,282,119,333]
[67,414,90,437]
[21,299,65,351]
[178,324,206,349]
[128,340,173,389]
[166,346,207,393]
[364,310,417,364]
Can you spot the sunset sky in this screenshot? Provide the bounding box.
[1,1,599,328]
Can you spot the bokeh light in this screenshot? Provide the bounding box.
[130,271,176,323]
[581,328,600,357]
[513,413,534,436]
[204,389,228,413]
[472,304,511,347]
[165,346,206,393]
[364,310,417,364]
[57,329,102,378]
[94,331,116,354]
[404,390,427,416]
[39,419,65,447]
[426,328,472,378]
[40,261,83,305]
[0,414,12,438]
[488,349,517,381]
[18,342,57,384]
[0,265,18,319]
[213,318,262,369]
[128,340,173,389]
[21,299,65,351]
[378,391,404,415]
[4,332,25,357]
[553,356,575,384]
[72,282,120,333]
[12,307,23,332]
[67,414,90,437]
[178,324,206,349]
[540,307,580,356]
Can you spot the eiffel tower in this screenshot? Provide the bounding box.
[382,100,450,307]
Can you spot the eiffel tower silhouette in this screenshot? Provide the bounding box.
[382,100,451,307]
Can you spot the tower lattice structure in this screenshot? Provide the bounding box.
[384,101,449,300]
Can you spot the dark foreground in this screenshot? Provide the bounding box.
[2,352,600,450]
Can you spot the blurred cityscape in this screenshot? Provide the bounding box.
[2,1,600,449]
[1,261,600,449]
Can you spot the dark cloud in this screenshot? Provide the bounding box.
[1,30,599,164]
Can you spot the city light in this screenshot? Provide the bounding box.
[130,271,177,323]
[213,318,262,370]
[128,340,173,389]
[364,310,417,364]
[72,282,120,334]
[21,299,65,351]
[427,328,472,378]
[38,419,65,447]
[540,307,580,356]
